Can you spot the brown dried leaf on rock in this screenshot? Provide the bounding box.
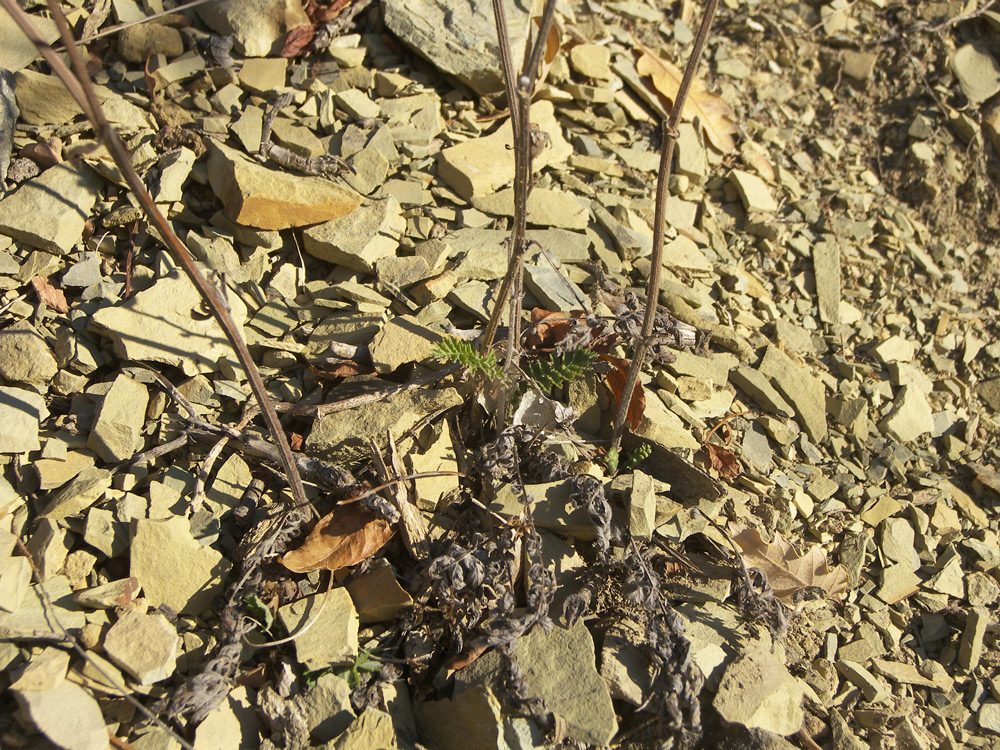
[703,442,740,479]
[602,354,645,431]
[731,525,849,603]
[281,504,394,573]
[31,276,69,313]
[635,42,737,153]
[280,25,315,58]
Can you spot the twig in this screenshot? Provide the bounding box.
[55,0,214,47]
[702,410,750,446]
[0,0,313,518]
[611,0,720,453]
[243,572,333,648]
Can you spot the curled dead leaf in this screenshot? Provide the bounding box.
[280,504,395,574]
[731,525,849,603]
[601,354,645,431]
[702,442,741,479]
[634,41,737,153]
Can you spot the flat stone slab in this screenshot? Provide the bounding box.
[89,269,248,377]
[0,163,101,254]
[0,322,57,385]
[383,0,530,95]
[278,587,358,671]
[103,609,178,685]
[130,516,230,615]
[0,386,48,454]
[87,374,148,463]
[303,196,405,272]
[207,141,360,230]
[757,345,827,443]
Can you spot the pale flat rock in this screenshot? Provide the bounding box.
[872,335,916,364]
[924,554,964,599]
[509,620,617,746]
[878,385,933,443]
[346,560,413,623]
[295,673,355,743]
[0,163,101,254]
[523,262,588,312]
[103,609,178,685]
[437,100,571,200]
[0,321,57,384]
[73,576,141,610]
[639,389,701,450]
[406,420,460,511]
[383,0,530,95]
[490,480,595,541]
[130,516,230,615]
[192,687,262,750]
[369,315,443,374]
[880,517,919,570]
[980,702,1000,734]
[570,44,613,79]
[89,269,248,376]
[629,470,656,541]
[0,575,85,638]
[418,685,505,750]
[812,241,840,324]
[278,587,358,671]
[0,385,48,453]
[118,23,184,63]
[332,708,397,750]
[207,141,360,230]
[757,345,826,443]
[87,374,148,463]
[238,57,288,94]
[303,196,404,272]
[870,658,952,691]
[669,349,736,386]
[471,188,589,230]
[836,660,890,703]
[0,11,59,72]
[0,551,32,614]
[197,0,309,57]
[205,453,252,517]
[600,626,652,705]
[875,562,920,605]
[958,607,988,671]
[305,387,462,460]
[40,466,112,520]
[952,43,1000,104]
[730,366,794,418]
[730,169,778,212]
[662,236,712,272]
[715,639,809,734]
[14,70,153,129]
[12,679,109,750]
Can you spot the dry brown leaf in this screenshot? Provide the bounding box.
[635,42,737,153]
[280,504,395,573]
[731,525,849,603]
[601,354,645,431]
[702,442,740,479]
[31,276,68,313]
[280,25,315,58]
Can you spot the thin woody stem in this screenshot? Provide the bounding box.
[611,0,719,452]
[2,0,313,517]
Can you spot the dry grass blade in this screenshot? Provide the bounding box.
[635,41,737,153]
[731,525,849,603]
[280,505,395,573]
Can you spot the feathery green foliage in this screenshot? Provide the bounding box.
[604,442,651,475]
[525,348,599,392]
[433,337,506,382]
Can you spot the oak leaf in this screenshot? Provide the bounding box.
[635,42,737,153]
[703,442,740,479]
[281,504,395,573]
[731,525,849,603]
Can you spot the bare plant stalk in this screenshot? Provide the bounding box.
[610,0,719,453]
[2,0,313,516]
[480,0,558,362]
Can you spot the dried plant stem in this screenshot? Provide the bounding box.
[480,0,559,363]
[610,0,719,453]
[2,0,312,516]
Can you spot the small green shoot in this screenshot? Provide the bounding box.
[605,442,651,475]
[434,337,506,382]
[524,348,598,392]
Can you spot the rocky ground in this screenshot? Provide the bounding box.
[1,0,1000,749]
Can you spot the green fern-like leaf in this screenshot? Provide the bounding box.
[525,348,598,392]
[433,337,505,381]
